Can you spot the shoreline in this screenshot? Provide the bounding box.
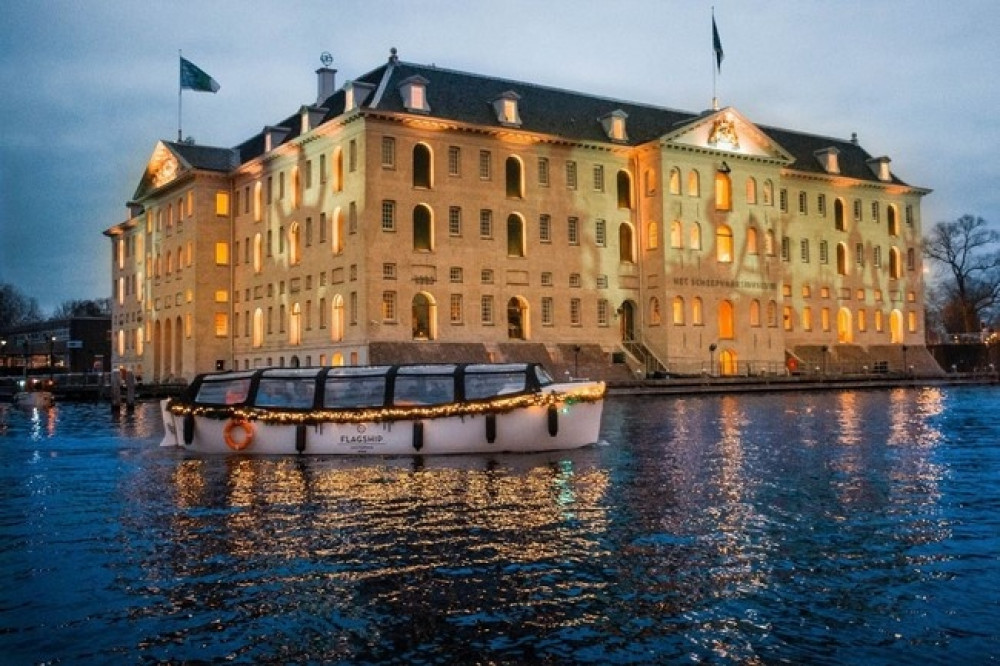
[607,373,1000,396]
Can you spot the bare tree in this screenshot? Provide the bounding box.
[52,298,111,319]
[0,283,43,328]
[923,215,1000,333]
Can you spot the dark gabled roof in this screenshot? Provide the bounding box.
[760,125,906,185]
[167,141,238,172]
[370,61,696,145]
[220,57,916,188]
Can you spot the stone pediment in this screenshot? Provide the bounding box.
[132,141,188,200]
[661,107,793,163]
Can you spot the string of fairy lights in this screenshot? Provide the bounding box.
[167,382,607,426]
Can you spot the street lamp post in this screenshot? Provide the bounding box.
[0,339,6,368]
[49,336,56,370]
[901,344,908,376]
[709,343,717,377]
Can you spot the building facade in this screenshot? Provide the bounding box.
[105,52,930,383]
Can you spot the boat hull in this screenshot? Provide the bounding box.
[160,386,603,455]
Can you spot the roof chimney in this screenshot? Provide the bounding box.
[316,65,337,105]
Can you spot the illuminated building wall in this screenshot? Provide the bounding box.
[105,54,928,381]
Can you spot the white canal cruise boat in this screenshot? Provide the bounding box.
[160,363,605,455]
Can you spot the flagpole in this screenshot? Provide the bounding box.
[712,8,718,110]
[178,49,183,142]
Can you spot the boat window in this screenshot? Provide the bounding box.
[195,378,251,405]
[393,375,454,406]
[254,377,315,408]
[323,376,386,409]
[464,371,527,400]
[534,366,554,386]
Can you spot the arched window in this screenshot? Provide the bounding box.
[289,222,302,265]
[332,147,344,192]
[834,198,846,231]
[647,221,659,250]
[413,144,432,188]
[412,293,436,340]
[669,168,681,195]
[715,171,732,211]
[670,220,683,249]
[783,306,794,331]
[749,299,761,327]
[745,177,757,204]
[413,204,433,251]
[289,303,302,345]
[253,182,263,221]
[253,233,263,274]
[619,223,635,263]
[890,309,904,342]
[889,247,902,279]
[716,225,733,263]
[507,296,529,339]
[718,300,735,339]
[687,170,700,197]
[672,296,685,325]
[649,297,661,325]
[720,349,738,376]
[762,179,774,206]
[617,170,632,209]
[331,295,344,342]
[837,243,849,275]
[505,156,523,198]
[766,300,778,327]
[888,205,899,236]
[838,307,853,343]
[747,226,759,255]
[507,214,525,257]
[331,208,345,254]
[690,222,702,250]
[692,296,703,325]
[253,308,264,347]
[291,167,301,209]
[765,230,776,256]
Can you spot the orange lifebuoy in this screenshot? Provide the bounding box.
[786,357,799,373]
[224,418,254,451]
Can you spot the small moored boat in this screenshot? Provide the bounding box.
[160,363,605,455]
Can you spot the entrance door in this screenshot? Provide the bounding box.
[619,301,635,341]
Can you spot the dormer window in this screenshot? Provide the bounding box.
[264,126,290,153]
[814,147,841,174]
[600,109,628,142]
[399,75,430,114]
[491,91,522,126]
[344,80,375,112]
[867,156,892,182]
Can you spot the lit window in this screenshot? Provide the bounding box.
[687,170,700,197]
[215,191,229,216]
[673,296,685,325]
[716,225,733,263]
[450,294,463,324]
[715,172,731,210]
[215,242,229,265]
[382,291,397,321]
[214,313,228,337]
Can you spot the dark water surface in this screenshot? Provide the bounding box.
[1,387,998,664]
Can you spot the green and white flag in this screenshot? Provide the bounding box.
[180,57,220,93]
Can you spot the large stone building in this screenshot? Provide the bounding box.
[105,50,933,383]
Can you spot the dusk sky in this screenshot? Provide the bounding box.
[2,1,998,314]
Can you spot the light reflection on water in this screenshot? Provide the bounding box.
[1,388,998,663]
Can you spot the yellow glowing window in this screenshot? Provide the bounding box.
[715,172,732,211]
[215,290,229,303]
[716,225,733,263]
[214,313,228,337]
[216,191,229,216]
[215,242,229,265]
